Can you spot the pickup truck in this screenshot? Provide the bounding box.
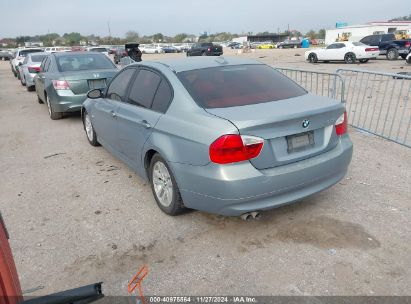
[359,33,411,60]
[186,43,223,56]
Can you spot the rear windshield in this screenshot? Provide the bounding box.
[19,49,43,57]
[178,64,307,108]
[57,53,115,72]
[31,55,47,62]
[90,48,108,52]
[352,42,366,46]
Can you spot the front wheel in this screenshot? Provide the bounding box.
[344,53,356,64]
[150,154,185,216]
[308,53,318,63]
[359,59,369,63]
[83,111,99,146]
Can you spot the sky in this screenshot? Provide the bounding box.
[0,0,410,38]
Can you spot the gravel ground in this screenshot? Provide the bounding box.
[0,49,410,297]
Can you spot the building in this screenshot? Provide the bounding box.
[325,21,411,45]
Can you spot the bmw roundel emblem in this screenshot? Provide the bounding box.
[302,119,310,128]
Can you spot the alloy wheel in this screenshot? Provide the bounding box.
[152,161,173,208]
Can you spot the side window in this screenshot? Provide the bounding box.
[369,36,380,45]
[106,68,136,101]
[43,58,51,72]
[336,43,346,49]
[127,69,161,108]
[381,35,393,42]
[326,44,337,49]
[151,80,173,113]
[361,36,371,45]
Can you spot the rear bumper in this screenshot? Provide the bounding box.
[171,135,353,216]
[24,73,37,87]
[48,89,86,112]
[207,52,223,56]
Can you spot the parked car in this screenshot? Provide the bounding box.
[44,46,71,53]
[34,52,118,120]
[359,33,411,60]
[228,42,241,49]
[0,49,13,60]
[257,43,275,49]
[82,57,353,217]
[17,52,48,91]
[162,45,179,53]
[305,42,379,64]
[113,46,127,64]
[277,39,301,49]
[11,48,43,77]
[140,44,164,54]
[186,43,223,56]
[87,47,110,57]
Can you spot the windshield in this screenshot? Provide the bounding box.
[57,53,115,72]
[178,64,307,108]
[90,48,108,52]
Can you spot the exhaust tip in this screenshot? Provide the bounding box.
[240,213,253,221]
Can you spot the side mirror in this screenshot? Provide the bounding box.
[87,89,103,99]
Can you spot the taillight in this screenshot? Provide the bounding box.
[365,48,378,52]
[335,111,347,136]
[28,66,40,73]
[208,47,211,52]
[406,42,410,48]
[52,80,70,90]
[209,134,264,164]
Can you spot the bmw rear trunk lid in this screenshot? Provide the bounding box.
[205,94,345,169]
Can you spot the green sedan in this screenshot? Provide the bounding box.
[34,52,118,120]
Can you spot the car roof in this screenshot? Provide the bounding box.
[134,56,264,73]
[52,51,102,57]
[28,52,48,57]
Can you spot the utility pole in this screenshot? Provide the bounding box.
[107,21,112,44]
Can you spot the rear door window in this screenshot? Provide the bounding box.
[127,69,161,108]
[106,68,136,101]
[151,80,173,113]
[178,64,307,108]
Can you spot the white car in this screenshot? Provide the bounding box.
[87,47,110,57]
[44,46,71,53]
[140,44,164,54]
[305,42,379,64]
[11,48,44,77]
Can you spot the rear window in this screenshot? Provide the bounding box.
[31,55,47,62]
[57,53,115,72]
[178,64,307,108]
[352,42,366,46]
[90,48,108,52]
[19,49,43,57]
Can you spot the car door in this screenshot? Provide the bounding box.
[35,57,50,101]
[92,68,136,151]
[116,68,170,173]
[324,43,345,60]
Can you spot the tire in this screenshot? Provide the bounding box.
[20,77,26,86]
[149,154,185,216]
[407,56,411,64]
[26,85,34,92]
[201,51,206,56]
[359,59,369,63]
[36,92,43,104]
[83,111,99,146]
[45,94,63,120]
[386,48,399,60]
[344,52,356,64]
[278,45,283,49]
[400,54,407,60]
[308,53,318,63]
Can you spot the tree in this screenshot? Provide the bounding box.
[125,31,139,42]
[317,29,326,39]
[62,32,82,46]
[390,14,411,21]
[306,30,317,39]
[152,33,164,42]
[173,33,188,43]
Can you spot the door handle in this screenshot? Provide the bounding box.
[137,120,151,129]
[110,111,117,118]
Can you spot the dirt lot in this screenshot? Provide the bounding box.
[1,49,410,297]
